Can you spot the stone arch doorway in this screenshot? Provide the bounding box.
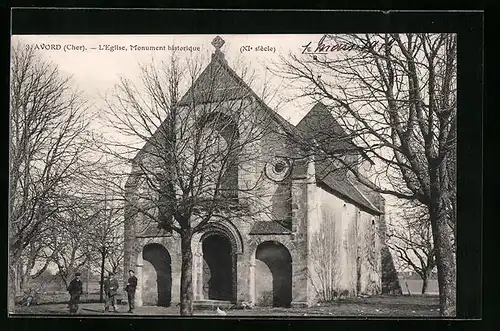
[255,241,292,307]
[201,233,235,301]
[142,243,172,307]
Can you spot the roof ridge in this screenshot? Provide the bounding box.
[179,52,301,138]
[345,175,381,213]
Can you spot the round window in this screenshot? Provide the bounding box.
[265,157,291,182]
[274,161,286,173]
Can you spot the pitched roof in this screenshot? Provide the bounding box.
[315,160,381,215]
[178,52,301,140]
[249,221,292,235]
[129,43,382,216]
[177,53,250,106]
[296,102,382,215]
[133,50,302,162]
[296,102,359,155]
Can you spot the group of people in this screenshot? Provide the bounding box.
[67,270,138,314]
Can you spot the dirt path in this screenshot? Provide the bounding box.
[12,295,440,317]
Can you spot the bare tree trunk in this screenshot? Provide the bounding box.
[421,276,428,295]
[180,229,193,316]
[16,262,24,294]
[8,264,17,313]
[99,249,106,302]
[403,277,411,296]
[8,250,22,313]
[430,202,456,316]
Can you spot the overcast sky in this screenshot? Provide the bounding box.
[11,34,330,126]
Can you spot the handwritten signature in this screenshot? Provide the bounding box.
[301,35,378,55]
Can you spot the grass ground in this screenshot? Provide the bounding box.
[12,295,440,317]
[399,278,439,295]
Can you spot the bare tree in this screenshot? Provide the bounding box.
[86,201,124,302]
[388,201,436,294]
[101,51,275,315]
[308,209,340,302]
[16,234,54,294]
[274,33,457,316]
[9,42,93,312]
[46,199,97,288]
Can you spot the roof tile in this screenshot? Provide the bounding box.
[315,160,381,215]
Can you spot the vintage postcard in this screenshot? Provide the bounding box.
[9,29,462,319]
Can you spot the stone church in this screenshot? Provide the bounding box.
[123,36,399,309]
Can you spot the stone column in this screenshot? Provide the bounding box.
[249,257,256,304]
[194,245,203,300]
[290,157,314,308]
[291,253,309,307]
[232,253,239,302]
[192,250,197,300]
[136,263,143,307]
[235,252,246,302]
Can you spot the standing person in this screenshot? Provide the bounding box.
[125,270,138,313]
[67,272,83,314]
[104,272,119,312]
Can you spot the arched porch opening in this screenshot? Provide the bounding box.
[142,243,172,307]
[192,221,242,303]
[255,240,292,307]
[202,233,234,301]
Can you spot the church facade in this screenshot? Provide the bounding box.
[123,37,391,308]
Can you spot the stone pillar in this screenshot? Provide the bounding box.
[249,258,256,304]
[136,261,143,307]
[291,259,308,307]
[194,244,203,300]
[291,157,315,307]
[190,234,203,301]
[235,252,246,302]
[170,254,181,304]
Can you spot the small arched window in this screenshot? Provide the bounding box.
[197,111,239,202]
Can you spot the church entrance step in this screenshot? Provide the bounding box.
[193,299,234,309]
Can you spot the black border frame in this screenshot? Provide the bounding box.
[4,7,484,331]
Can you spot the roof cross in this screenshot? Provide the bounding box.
[211,36,225,51]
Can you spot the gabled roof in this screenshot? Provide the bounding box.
[132,50,301,163]
[177,53,250,106]
[296,102,382,215]
[129,40,382,216]
[177,51,300,140]
[315,160,382,215]
[296,102,366,157]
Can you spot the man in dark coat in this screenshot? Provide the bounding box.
[104,272,119,312]
[67,272,83,314]
[125,269,138,313]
